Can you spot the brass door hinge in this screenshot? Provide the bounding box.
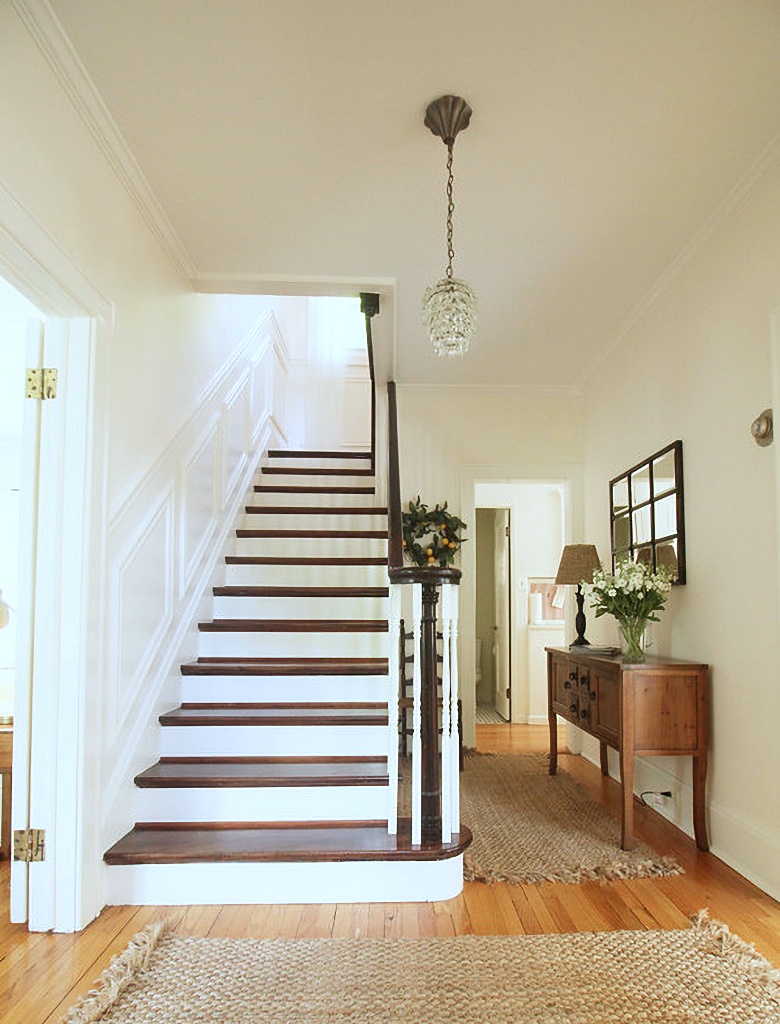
[25,368,58,400]
[13,828,46,862]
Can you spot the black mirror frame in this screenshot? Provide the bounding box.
[609,440,686,585]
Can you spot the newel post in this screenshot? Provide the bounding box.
[419,580,441,840]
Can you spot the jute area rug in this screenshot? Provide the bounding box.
[63,915,779,1024]
[457,752,681,884]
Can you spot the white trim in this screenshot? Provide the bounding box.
[0,179,112,320]
[11,0,197,283]
[194,274,396,297]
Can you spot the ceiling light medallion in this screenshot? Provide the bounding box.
[422,95,477,358]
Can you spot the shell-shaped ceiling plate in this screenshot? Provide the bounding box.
[424,95,473,146]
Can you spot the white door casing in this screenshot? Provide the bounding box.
[493,509,511,721]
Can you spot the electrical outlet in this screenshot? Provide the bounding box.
[649,791,673,811]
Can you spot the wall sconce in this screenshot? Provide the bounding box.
[751,409,773,447]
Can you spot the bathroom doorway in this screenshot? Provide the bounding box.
[474,481,567,727]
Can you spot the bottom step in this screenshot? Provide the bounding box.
[104,821,472,906]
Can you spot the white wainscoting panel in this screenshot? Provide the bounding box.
[180,419,219,596]
[112,485,175,721]
[102,309,289,857]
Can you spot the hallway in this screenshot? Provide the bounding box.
[1,725,778,1023]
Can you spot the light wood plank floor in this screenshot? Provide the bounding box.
[1,725,778,1024]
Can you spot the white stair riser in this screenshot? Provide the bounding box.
[198,631,387,659]
[264,457,371,470]
[181,676,389,703]
[250,491,376,507]
[259,473,375,488]
[136,785,387,823]
[224,563,387,587]
[241,512,387,531]
[159,724,387,757]
[212,595,388,619]
[235,536,387,558]
[106,857,465,906]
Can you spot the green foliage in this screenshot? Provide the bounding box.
[401,496,467,568]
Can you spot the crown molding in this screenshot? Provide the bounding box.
[194,273,397,297]
[580,128,780,389]
[12,0,198,284]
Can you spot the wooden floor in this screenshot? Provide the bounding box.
[2,724,778,1024]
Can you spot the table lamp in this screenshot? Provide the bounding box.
[554,544,601,647]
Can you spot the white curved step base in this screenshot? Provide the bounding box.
[258,473,376,489]
[250,490,377,507]
[106,855,464,906]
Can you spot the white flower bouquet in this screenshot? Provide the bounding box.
[585,560,673,660]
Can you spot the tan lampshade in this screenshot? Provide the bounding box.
[555,544,601,586]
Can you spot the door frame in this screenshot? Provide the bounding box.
[1,183,111,931]
[460,465,581,748]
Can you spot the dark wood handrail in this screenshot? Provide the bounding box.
[360,293,379,474]
[387,380,404,570]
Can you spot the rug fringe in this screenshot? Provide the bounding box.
[690,909,780,1000]
[60,920,167,1024]
[465,854,681,886]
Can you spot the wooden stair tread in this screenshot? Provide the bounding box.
[262,467,374,476]
[198,619,388,632]
[254,486,375,494]
[104,821,472,865]
[224,556,388,566]
[182,658,388,676]
[135,759,389,787]
[244,506,387,515]
[236,529,387,538]
[267,451,371,460]
[212,586,389,598]
[160,705,389,726]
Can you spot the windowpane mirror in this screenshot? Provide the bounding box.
[609,440,686,584]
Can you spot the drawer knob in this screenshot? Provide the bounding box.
[569,703,577,715]
[563,680,571,690]
[589,690,597,701]
[580,675,588,687]
[579,708,589,720]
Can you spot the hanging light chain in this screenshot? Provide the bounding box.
[445,141,455,279]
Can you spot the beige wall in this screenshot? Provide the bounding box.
[581,162,780,899]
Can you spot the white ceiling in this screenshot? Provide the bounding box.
[49,0,780,386]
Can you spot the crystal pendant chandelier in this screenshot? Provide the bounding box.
[422,95,477,357]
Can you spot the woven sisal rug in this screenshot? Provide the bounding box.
[458,752,681,883]
[62,915,779,1024]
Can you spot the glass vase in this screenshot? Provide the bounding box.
[617,618,647,662]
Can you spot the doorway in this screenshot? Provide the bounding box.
[474,481,568,730]
[475,508,511,723]
[0,278,43,867]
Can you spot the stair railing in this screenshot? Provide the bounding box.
[386,381,461,845]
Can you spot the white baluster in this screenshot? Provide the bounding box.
[387,584,402,835]
[441,584,453,843]
[411,583,423,846]
[448,584,460,834]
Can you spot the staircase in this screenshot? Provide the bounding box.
[105,450,468,906]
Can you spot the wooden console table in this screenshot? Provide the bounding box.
[546,647,709,852]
